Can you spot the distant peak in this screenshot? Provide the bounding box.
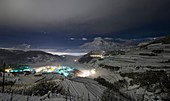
[94,37,103,41]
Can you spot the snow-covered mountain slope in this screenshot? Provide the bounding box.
[79,42,170,72]
[79,37,158,51]
[80,37,120,51]
[139,35,170,48]
[0,49,63,65]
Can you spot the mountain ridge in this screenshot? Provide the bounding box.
[0,49,63,64]
[80,37,121,51]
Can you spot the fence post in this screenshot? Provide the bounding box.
[88,93,90,101]
[68,87,71,101]
[10,90,14,101]
[65,90,68,101]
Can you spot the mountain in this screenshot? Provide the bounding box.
[0,49,24,59]
[80,37,120,51]
[79,37,153,51]
[149,35,170,44]
[0,49,63,64]
[78,51,94,63]
[139,35,170,48]
[114,37,157,46]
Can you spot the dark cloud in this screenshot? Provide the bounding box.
[0,0,170,33]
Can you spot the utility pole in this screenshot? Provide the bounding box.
[2,62,5,92]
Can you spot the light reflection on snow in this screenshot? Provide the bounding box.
[77,69,96,77]
[34,66,57,72]
[34,66,96,77]
[46,52,87,56]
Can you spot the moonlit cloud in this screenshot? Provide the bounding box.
[70,38,75,41]
[104,38,113,40]
[82,38,88,41]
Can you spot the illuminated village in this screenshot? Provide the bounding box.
[0,0,170,101]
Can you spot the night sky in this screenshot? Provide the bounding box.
[0,0,170,49]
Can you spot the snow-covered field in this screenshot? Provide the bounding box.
[59,77,105,101]
[0,76,106,101]
[0,93,67,101]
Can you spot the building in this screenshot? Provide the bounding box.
[89,51,105,59]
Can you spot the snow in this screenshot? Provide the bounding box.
[59,77,106,101]
[1,42,170,101]
[0,93,40,101]
[80,37,119,51]
[99,74,123,84]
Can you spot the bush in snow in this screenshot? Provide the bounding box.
[29,80,58,96]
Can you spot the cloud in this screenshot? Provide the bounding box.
[70,38,75,41]
[82,38,87,41]
[13,43,31,50]
[115,38,129,42]
[0,0,170,33]
[104,37,113,40]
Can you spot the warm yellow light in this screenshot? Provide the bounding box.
[91,69,96,74]
[5,68,12,72]
[34,66,60,72]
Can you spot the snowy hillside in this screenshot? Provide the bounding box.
[0,49,63,65]
[77,37,170,100]
[80,37,120,51]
